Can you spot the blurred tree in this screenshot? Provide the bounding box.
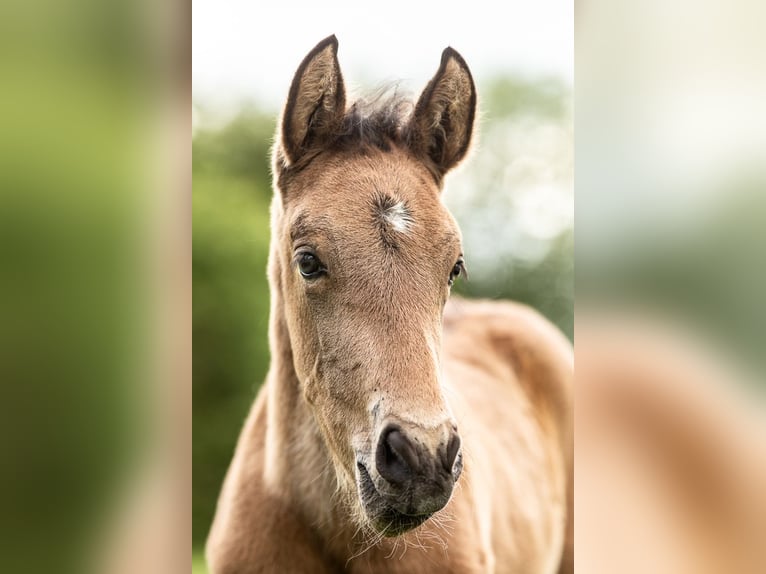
[449,76,573,339]
[192,110,274,545]
[192,107,275,197]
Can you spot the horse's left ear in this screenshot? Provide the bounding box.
[409,47,477,179]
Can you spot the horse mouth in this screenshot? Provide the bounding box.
[375,506,433,536]
[356,462,434,536]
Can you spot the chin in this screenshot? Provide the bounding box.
[369,507,433,537]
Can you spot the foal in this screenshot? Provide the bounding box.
[206,35,573,573]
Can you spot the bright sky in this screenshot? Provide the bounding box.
[192,0,573,111]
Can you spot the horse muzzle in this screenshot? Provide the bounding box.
[355,422,463,536]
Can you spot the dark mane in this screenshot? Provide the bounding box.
[331,86,413,151]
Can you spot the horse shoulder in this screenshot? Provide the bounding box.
[205,389,336,574]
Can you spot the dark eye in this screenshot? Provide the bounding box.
[449,258,466,286]
[297,252,325,279]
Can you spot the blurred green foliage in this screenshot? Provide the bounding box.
[193,551,209,574]
[484,76,571,120]
[1,2,159,570]
[192,110,274,545]
[192,77,573,548]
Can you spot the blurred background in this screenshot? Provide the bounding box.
[1,0,188,572]
[6,0,762,571]
[192,1,573,570]
[576,1,766,572]
[577,0,766,372]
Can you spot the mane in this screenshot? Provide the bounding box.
[274,85,428,185]
[331,85,414,151]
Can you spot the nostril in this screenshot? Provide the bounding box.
[387,429,420,470]
[443,432,461,473]
[376,426,419,486]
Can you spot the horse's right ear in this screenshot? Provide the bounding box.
[278,35,346,166]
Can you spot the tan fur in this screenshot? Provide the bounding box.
[576,315,766,574]
[206,36,573,573]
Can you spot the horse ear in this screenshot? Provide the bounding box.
[409,47,477,178]
[279,35,346,166]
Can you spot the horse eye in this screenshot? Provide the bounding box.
[449,258,466,286]
[297,252,325,279]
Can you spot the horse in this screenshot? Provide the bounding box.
[206,35,573,573]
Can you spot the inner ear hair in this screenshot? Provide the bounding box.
[280,35,346,165]
[409,47,477,179]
